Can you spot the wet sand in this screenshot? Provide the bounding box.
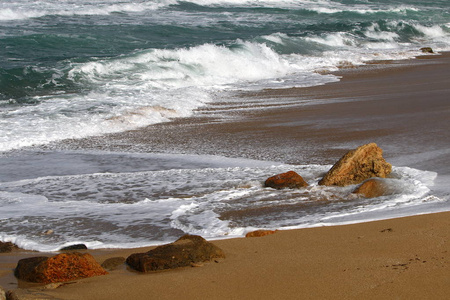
[2,52,450,299]
[61,53,450,174]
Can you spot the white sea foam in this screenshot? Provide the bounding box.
[185,0,421,16]
[0,8,45,21]
[3,25,445,153]
[0,0,178,21]
[364,24,400,42]
[0,156,444,251]
[0,0,427,22]
[1,40,342,152]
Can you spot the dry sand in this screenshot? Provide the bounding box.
[1,53,450,299]
[2,212,450,299]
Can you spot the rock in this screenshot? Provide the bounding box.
[319,143,392,187]
[245,230,276,238]
[126,234,225,272]
[59,244,88,251]
[353,178,391,198]
[14,252,108,284]
[101,257,126,271]
[0,286,5,300]
[420,47,433,53]
[42,282,65,290]
[352,178,396,198]
[5,290,18,300]
[43,230,54,235]
[264,171,308,189]
[190,262,204,268]
[0,241,18,253]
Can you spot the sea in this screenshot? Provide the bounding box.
[1,0,449,251]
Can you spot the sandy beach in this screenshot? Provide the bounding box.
[1,212,449,299]
[1,52,450,299]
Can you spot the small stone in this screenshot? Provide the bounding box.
[101,257,126,271]
[190,262,204,267]
[42,282,64,289]
[264,171,308,189]
[245,230,277,238]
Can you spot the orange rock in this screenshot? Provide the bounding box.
[15,252,108,284]
[245,230,277,238]
[353,178,388,198]
[319,143,392,187]
[264,171,308,189]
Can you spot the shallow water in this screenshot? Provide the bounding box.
[0,149,446,251]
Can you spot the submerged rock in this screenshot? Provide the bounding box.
[264,171,308,189]
[245,230,277,238]
[126,234,225,272]
[352,178,389,198]
[14,252,108,284]
[420,47,434,53]
[319,143,392,187]
[0,241,18,253]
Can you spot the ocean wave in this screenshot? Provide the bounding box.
[2,25,446,152]
[0,0,428,22]
[0,0,178,21]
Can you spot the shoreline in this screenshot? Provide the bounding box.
[2,52,450,298]
[57,51,450,171]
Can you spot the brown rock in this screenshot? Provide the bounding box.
[14,252,108,284]
[0,241,18,253]
[318,143,392,187]
[5,290,18,300]
[126,234,225,272]
[245,230,277,238]
[352,178,389,198]
[264,171,308,189]
[101,257,126,271]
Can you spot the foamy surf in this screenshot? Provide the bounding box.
[2,0,450,152]
[0,150,443,252]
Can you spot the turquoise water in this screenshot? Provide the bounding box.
[1,0,449,151]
